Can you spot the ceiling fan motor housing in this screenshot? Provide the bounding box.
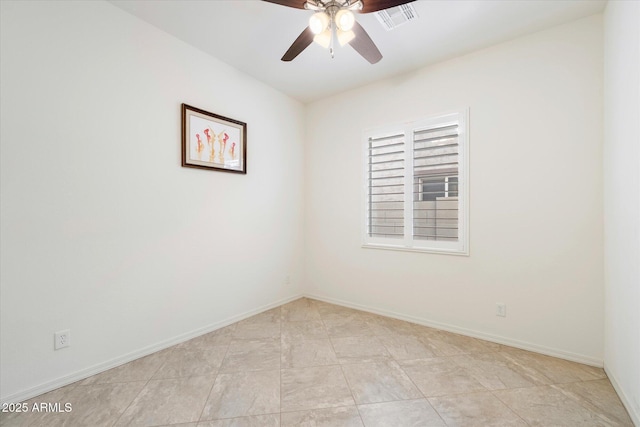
[304,0,363,13]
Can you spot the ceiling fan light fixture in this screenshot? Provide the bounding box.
[309,12,330,35]
[313,28,332,48]
[335,9,355,31]
[336,28,355,46]
[268,0,390,64]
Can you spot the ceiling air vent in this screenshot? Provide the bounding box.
[375,3,418,31]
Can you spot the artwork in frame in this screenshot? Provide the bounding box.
[181,103,247,174]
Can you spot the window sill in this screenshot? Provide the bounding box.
[361,243,469,256]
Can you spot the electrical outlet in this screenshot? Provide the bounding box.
[496,303,506,317]
[54,329,70,350]
[285,275,291,285]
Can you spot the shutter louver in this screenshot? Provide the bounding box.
[367,133,405,238]
[412,124,459,241]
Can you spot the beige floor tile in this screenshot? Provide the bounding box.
[358,399,445,427]
[331,336,391,364]
[281,338,339,368]
[409,323,443,336]
[281,406,363,426]
[200,370,280,421]
[323,317,376,337]
[246,308,282,324]
[281,321,329,341]
[500,348,607,384]
[219,338,280,373]
[177,326,237,350]
[281,298,322,322]
[341,360,421,404]
[0,384,77,427]
[25,382,146,427]
[429,391,527,426]
[365,315,417,336]
[421,331,501,356]
[198,414,280,426]
[317,303,375,324]
[281,366,355,412]
[115,375,215,426]
[153,346,228,379]
[451,352,547,390]
[553,380,634,426]
[493,385,620,426]
[315,301,361,317]
[0,408,29,427]
[400,357,486,397]
[79,349,172,385]
[378,334,437,361]
[157,423,198,427]
[233,320,281,340]
[578,364,607,379]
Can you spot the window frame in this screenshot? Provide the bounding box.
[418,175,459,201]
[362,109,469,256]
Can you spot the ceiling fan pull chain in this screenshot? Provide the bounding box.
[330,29,335,58]
[330,14,335,58]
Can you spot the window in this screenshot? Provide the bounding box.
[363,110,469,255]
[418,175,458,201]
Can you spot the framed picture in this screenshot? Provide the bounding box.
[181,103,247,174]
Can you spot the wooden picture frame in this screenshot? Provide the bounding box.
[181,103,247,174]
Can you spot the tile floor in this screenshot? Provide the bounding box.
[0,298,634,426]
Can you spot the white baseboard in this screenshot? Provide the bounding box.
[305,293,604,367]
[604,364,640,426]
[0,293,303,405]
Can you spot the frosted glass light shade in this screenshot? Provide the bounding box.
[335,9,355,31]
[337,29,355,46]
[313,28,332,48]
[309,12,330,35]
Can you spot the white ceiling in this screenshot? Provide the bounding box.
[109,0,606,103]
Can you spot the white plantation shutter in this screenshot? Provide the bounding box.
[363,110,468,255]
[366,132,405,239]
[413,123,459,242]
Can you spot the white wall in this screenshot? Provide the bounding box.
[304,16,604,364]
[0,1,304,402]
[603,0,640,424]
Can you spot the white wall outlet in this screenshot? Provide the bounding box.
[54,329,70,350]
[285,275,291,285]
[496,303,507,317]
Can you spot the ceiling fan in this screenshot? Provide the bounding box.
[263,0,415,64]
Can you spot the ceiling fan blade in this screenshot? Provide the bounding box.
[262,0,307,9]
[349,21,382,64]
[282,27,314,61]
[360,0,415,14]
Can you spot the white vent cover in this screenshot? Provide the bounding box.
[375,3,418,31]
